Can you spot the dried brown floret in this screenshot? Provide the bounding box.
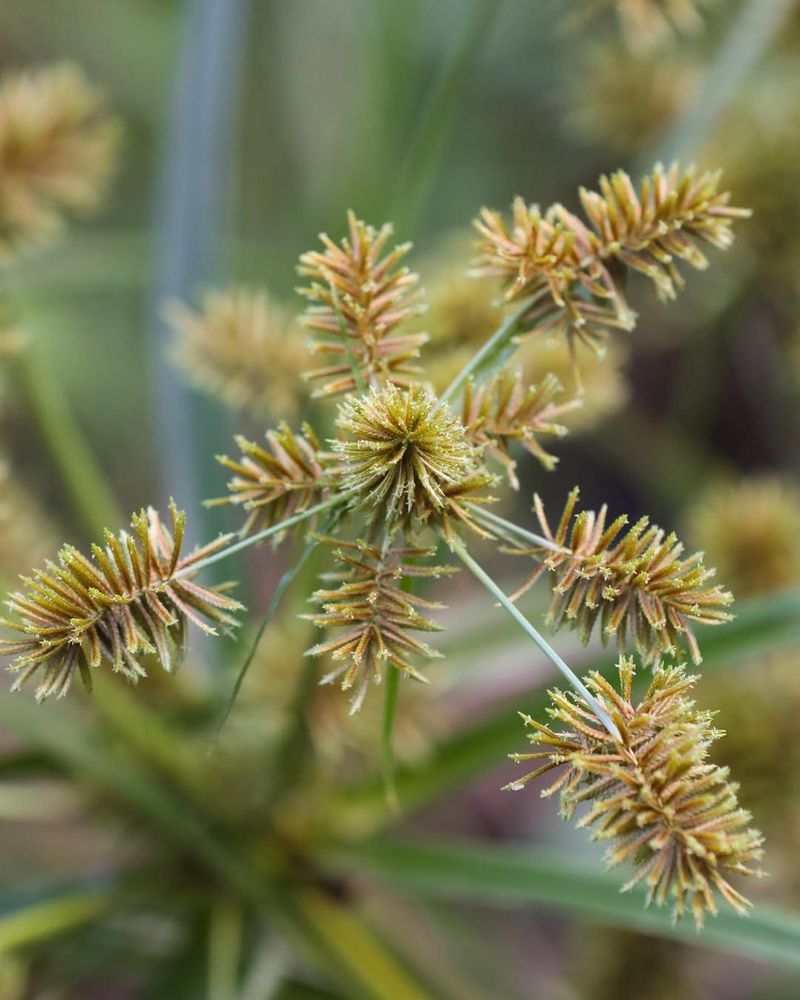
[297,210,428,396]
[210,423,334,538]
[305,537,455,712]
[462,369,580,485]
[0,503,241,700]
[511,488,733,665]
[509,656,763,926]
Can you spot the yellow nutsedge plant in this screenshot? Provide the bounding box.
[0,157,763,923]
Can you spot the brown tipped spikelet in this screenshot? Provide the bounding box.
[0,63,120,260]
[166,288,310,421]
[0,503,242,700]
[211,423,333,538]
[305,537,455,712]
[462,369,580,485]
[511,488,733,665]
[508,657,763,926]
[297,210,428,396]
[334,382,495,536]
[474,163,747,353]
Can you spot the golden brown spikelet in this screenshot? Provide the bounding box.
[0,503,242,700]
[509,656,763,926]
[567,1,712,53]
[511,488,733,665]
[0,63,120,260]
[297,210,428,396]
[461,369,580,484]
[166,288,310,421]
[687,476,800,598]
[333,383,495,537]
[305,537,455,712]
[211,423,334,538]
[474,163,747,355]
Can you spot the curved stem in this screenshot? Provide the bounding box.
[440,293,544,404]
[177,495,346,578]
[448,538,621,742]
[471,507,567,554]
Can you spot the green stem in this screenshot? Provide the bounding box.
[440,294,543,404]
[16,346,123,534]
[382,668,400,812]
[471,507,566,554]
[448,539,621,742]
[180,495,346,577]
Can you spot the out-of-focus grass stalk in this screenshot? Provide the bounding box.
[148,0,249,545]
[293,888,430,1000]
[642,0,797,170]
[208,896,244,1000]
[392,0,501,232]
[16,345,122,534]
[0,887,111,952]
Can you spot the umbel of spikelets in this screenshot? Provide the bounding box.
[462,369,581,485]
[508,657,763,926]
[210,423,334,538]
[0,503,242,700]
[0,63,120,260]
[510,488,733,665]
[297,210,428,396]
[474,162,747,353]
[334,382,495,537]
[165,287,310,421]
[304,537,456,712]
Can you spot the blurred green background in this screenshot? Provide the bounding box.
[1,1,800,998]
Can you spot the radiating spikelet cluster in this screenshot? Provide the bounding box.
[461,370,580,483]
[334,383,495,536]
[511,488,733,664]
[0,63,119,260]
[474,163,747,354]
[210,423,334,538]
[0,503,241,700]
[509,657,763,926]
[297,210,427,396]
[305,537,455,712]
[166,288,310,421]
[687,476,800,598]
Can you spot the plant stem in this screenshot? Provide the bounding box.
[17,346,123,534]
[382,667,400,813]
[440,293,544,404]
[471,507,566,554]
[177,495,346,577]
[448,539,621,741]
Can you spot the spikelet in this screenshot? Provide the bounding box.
[511,488,733,665]
[297,210,428,396]
[566,1,712,52]
[508,657,763,926]
[166,288,309,421]
[333,383,495,537]
[0,63,120,260]
[462,369,580,485]
[305,537,455,712]
[211,423,334,538]
[0,503,242,700]
[687,477,800,598]
[474,163,747,353]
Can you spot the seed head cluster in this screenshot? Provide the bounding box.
[510,657,764,926]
